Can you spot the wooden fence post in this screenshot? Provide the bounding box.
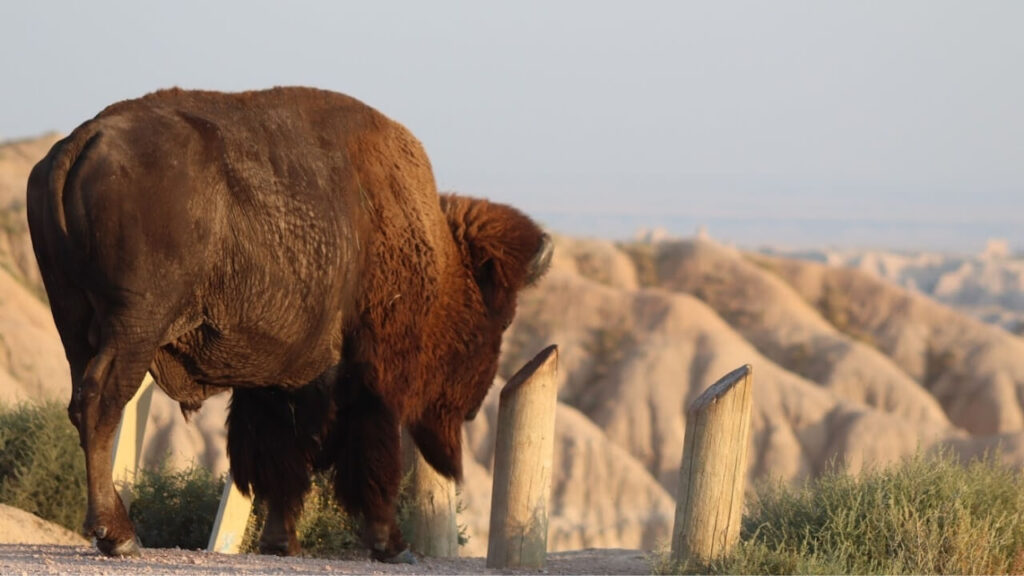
[207,472,253,554]
[486,345,559,570]
[111,373,156,509]
[402,431,459,557]
[671,364,754,567]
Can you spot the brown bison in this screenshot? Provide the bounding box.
[26,87,552,562]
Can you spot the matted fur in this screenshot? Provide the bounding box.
[27,87,550,560]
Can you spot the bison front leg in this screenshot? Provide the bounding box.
[76,341,153,557]
[408,415,464,481]
[259,499,301,556]
[331,387,414,564]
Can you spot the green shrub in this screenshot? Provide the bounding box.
[128,461,224,549]
[241,472,363,557]
[242,470,469,557]
[293,473,363,556]
[0,401,86,533]
[663,449,1024,575]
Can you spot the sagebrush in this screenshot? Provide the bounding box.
[242,470,468,556]
[129,461,224,549]
[241,472,363,556]
[0,401,86,533]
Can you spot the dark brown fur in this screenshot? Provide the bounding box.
[26,87,551,560]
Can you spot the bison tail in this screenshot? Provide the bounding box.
[26,124,102,293]
[43,124,102,237]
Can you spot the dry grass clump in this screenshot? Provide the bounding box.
[658,449,1024,575]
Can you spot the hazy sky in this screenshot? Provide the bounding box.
[2,1,1022,250]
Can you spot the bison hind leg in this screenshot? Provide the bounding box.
[76,328,162,556]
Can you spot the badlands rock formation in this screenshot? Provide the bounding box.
[769,244,1024,333]
[757,253,1024,436]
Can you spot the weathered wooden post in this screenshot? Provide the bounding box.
[402,431,459,557]
[671,364,754,567]
[487,345,559,570]
[111,373,156,508]
[207,472,253,554]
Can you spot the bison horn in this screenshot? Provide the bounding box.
[527,234,554,285]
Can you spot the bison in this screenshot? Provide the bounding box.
[27,87,552,562]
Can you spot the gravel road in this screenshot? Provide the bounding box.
[0,544,652,575]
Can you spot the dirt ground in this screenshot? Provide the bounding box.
[0,504,653,574]
[0,544,652,575]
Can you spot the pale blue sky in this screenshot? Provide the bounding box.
[2,1,1021,250]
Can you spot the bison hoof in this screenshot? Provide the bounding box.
[381,548,417,565]
[259,540,300,556]
[95,535,141,557]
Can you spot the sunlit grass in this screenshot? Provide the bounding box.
[657,449,1024,575]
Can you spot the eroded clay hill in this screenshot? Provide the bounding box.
[3,134,1024,553]
[753,252,1024,437]
[499,237,962,497]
